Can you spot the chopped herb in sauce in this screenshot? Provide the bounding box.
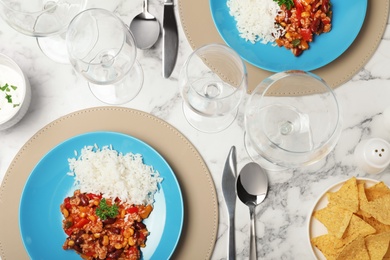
[95,198,119,220]
[273,0,294,10]
[0,83,20,109]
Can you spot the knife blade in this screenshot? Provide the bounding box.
[162,0,178,78]
[222,146,237,260]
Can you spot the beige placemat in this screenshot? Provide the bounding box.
[0,107,218,260]
[179,0,389,93]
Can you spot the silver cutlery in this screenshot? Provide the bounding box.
[162,0,178,78]
[222,146,237,260]
[130,0,160,50]
[236,162,269,260]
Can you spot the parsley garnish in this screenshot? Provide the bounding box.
[0,83,20,109]
[5,94,12,103]
[95,198,118,220]
[273,0,294,10]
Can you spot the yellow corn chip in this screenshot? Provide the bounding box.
[365,232,390,260]
[383,246,390,259]
[361,215,390,234]
[338,214,376,248]
[313,206,352,239]
[327,177,359,213]
[336,237,370,260]
[311,234,343,260]
[361,194,390,225]
[366,182,390,201]
[357,182,372,219]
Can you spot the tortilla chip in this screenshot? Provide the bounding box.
[357,182,372,219]
[338,214,376,248]
[383,246,390,259]
[361,194,390,225]
[365,232,390,260]
[366,182,390,201]
[361,215,390,234]
[336,237,370,260]
[313,206,352,239]
[327,177,359,213]
[311,234,343,260]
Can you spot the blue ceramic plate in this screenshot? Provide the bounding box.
[19,131,184,260]
[210,0,367,72]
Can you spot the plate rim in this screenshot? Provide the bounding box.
[18,130,184,260]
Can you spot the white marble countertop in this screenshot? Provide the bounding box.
[1,1,390,259]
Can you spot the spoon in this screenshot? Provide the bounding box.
[129,0,160,49]
[236,162,269,260]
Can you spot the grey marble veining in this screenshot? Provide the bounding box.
[0,1,390,260]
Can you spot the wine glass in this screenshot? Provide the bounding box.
[0,0,87,63]
[244,70,342,170]
[179,43,247,133]
[66,8,144,105]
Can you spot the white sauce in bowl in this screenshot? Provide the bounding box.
[0,64,25,124]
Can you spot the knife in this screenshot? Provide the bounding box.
[162,0,178,78]
[222,146,237,260]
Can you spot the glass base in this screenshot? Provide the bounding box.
[244,132,287,171]
[89,60,144,105]
[182,102,238,133]
[37,33,69,64]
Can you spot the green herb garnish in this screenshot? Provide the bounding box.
[1,83,19,108]
[95,198,118,220]
[5,94,12,103]
[0,83,8,91]
[292,39,301,47]
[273,0,294,10]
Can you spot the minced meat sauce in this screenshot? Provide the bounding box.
[275,0,332,56]
[60,190,153,260]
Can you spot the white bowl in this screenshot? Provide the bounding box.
[0,53,31,130]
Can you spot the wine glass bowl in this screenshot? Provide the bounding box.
[179,43,247,133]
[0,0,87,63]
[0,0,85,36]
[66,8,143,104]
[244,70,342,170]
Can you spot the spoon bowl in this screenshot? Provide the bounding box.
[236,162,269,260]
[130,0,160,49]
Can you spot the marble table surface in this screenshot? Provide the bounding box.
[1,1,390,259]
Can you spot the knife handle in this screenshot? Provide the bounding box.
[228,215,236,260]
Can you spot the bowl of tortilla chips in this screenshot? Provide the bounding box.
[308,177,390,259]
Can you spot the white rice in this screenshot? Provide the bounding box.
[67,145,162,205]
[227,0,284,44]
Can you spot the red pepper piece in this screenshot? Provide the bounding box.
[65,217,90,236]
[293,0,303,23]
[301,28,313,41]
[74,218,90,228]
[127,206,139,214]
[65,227,74,236]
[64,197,72,210]
[86,193,102,200]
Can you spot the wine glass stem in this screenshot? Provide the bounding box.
[280,121,293,135]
